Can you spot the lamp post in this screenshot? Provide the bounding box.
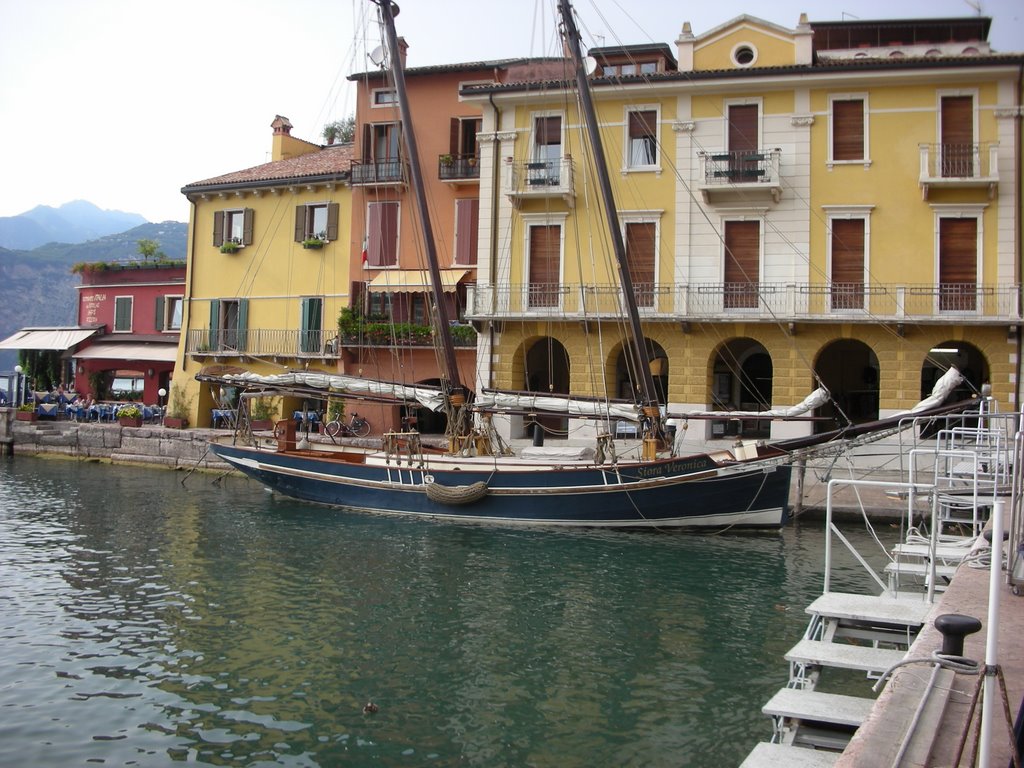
[13,364,23,408]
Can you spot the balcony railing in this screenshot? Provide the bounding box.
[919,143,999,198]
[504,157,575,207]
[466,282,1021,324]
[186,329,341,358]
[438,154,480,182]
[351,158,407,186]
[697,149,783,203]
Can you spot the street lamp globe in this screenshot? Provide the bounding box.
[158,388,167,398]
[14,365,22,374]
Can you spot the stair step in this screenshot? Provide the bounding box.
[739,742,840,767]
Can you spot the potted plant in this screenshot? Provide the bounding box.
[163,384,192,429]
[249,397,276,431]
[220,240,241,254]
[16,404,37,422]
[302,236,325,250]
[118,404,143,427]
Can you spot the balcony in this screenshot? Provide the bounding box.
[186,329,341,359]
[697,149,783,204]
[504,157,575,208]
[919,143,999,199]
[438,153,480,185]
[351,159,407,188]
[466,282,1021,324]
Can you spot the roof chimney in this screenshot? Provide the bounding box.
[271,115,293,136]
[397,37,409,69]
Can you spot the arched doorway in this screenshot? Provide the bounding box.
[710,339,773,439]
[525,336,570,439]
[921,341,988,403]
[614,338,668,404]
[814,339,880,433]
[399,377,449,435]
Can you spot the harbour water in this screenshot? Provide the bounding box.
[0,456,897,766]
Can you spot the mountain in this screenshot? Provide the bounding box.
[0,200,148,251]
[0,221,187,370]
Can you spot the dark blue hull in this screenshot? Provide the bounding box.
[212,443,792,528]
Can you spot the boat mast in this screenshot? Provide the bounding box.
[373,0,465,400]
[556,0,662,433]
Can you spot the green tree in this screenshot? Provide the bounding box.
[136,238,164,262]
[322,116,356,145]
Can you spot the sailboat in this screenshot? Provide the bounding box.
[204,0,971,528]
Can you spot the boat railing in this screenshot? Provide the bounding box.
[466,281,1022,323]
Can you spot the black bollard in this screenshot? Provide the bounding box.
[532,422,544,447]
[934,613,982,657]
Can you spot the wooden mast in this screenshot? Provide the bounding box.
[373,0,465,402]
[556,0,663,452]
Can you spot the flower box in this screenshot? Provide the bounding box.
[16,410,38,422]
[302,239,325,250]
[163,417,189,429]
[119,416,143,428]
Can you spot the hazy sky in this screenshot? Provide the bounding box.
[1,0,1021,224]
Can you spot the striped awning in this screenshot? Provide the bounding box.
[75,342,178,363]
[0,327,98,351]
[366,269,467,294]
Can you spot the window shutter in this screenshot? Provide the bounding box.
[832,100,864,161]
[941,96,973,146]
[830,219,865,309]
[625,222,655,284]
[368,202,398,267]
[449,118,460,155]
[154,296,165,331]
[628,110,655,139]
[362,124,372,161]
[939,218,977,283]
[528,225,560,307]
[236,299,248,352]
[326,203,340,241]
[536,116,561,146]
[242,208,254,245]
[724,220,760,308]
[213,211,224,247]
[208,299,220,349]
[294,205,306,242]
[728,105,758,153]
[114,297,132,331]
[454,199,479,265]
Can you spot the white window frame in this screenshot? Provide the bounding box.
[304,202,330,241]
[521,212,568,313]
[935,88,979,145]
[371,88,397,107]
[623,105,661,172]
[823,205,874,313]
[223,208,246,245]
[827,93,871,169]
[164,294,184,331]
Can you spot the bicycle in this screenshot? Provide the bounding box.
[325,412,371,438]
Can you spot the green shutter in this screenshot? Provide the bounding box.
[236,299,248,352]
[154,296,165,331]
[243,208,254,245]
[208,299,220,349]
[294,205,306,242]
[213,211,224,246]
[326,203,339,241]
[115,297,132,331]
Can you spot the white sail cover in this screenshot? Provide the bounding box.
[683,387,830,419]
[218,371,447,411]
[474,391,642,421]
[902,365,964,414]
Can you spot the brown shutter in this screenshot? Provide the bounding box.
[724,220,759,309]
[326,203,339,241]
[939,217,977,311]
[213,211,224,246]
[536,116,561,145]
[628,110,655,138]
[832,100,864,161]
[449,117,460,155]
[528,225,560,307]
[454,198,479,265]
[368,202,398,267]
[242,208,254,245]
[626,222,655,307]
[728,104,758,153]
[361,124,372,161]
[294,205,306,242]
[830,219,865,309]
[941,96,974,177]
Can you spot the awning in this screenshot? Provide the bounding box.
[367,269,467,294]
[75,342,178,363]
[0,327,99,351]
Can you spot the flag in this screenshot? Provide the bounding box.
[361,237,368,265]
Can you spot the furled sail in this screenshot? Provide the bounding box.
[902,365,964,414]
[686,388,831,419]
[217,370,447,411]
[474,391,643,422]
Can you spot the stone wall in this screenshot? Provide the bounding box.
[6,415,232,471]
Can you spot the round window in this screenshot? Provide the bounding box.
[732,44,757,67]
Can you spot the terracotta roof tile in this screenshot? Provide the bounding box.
[183,143,353,191]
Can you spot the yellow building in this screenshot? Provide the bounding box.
[173,116,353,427]
[464,14,1023,446]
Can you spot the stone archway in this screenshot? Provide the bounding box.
[813,339,880,433]
[613,338,668,404]
[710,338,773,439]
[921,341,988,403]
[525,336,570,439]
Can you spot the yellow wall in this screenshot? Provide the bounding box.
[694,27,796,70]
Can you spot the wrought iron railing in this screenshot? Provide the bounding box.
[698,148,782,185]
[350,159,406,185]
[919,143,999,180]
[438,154,480,181]
[504,157,575,199]
[186,329,341,358]
[466,282,1021,323]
